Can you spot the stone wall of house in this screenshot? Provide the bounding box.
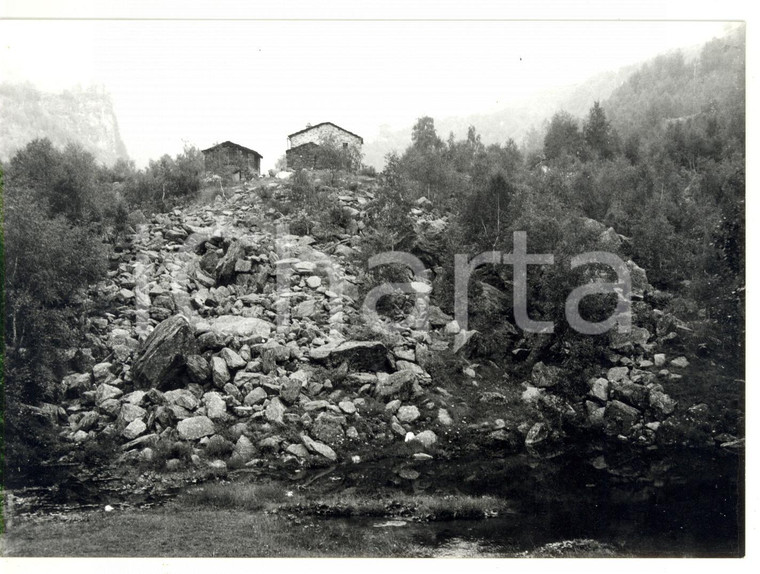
[289,124,362,149]
[285,143,320,170]
[204,147,260,175]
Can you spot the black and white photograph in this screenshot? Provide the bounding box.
[0,1,750,562]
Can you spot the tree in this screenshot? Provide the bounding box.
[5,138,63,198]
[543,111,584,161]
[583,101,617,159]
[461,172,519,249]
[411,116,444,152]
[399,116,460,204]
[52,143,100,222]
[316,133,363,173]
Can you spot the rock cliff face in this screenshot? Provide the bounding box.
[0,82,128,166]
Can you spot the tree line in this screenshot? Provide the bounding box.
[369,30,744,381]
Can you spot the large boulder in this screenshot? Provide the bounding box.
[233,435,256,462]
[96,383,123,405]
[397,405,420,423]
[649,389,678,419]
[177,416,216,440]
[603,400,640,436]
[427,305,453,328]
[215,239,245,285]
[63,373,93,399]
[301,434,338,461]
[210,356,231,388]
[312,412,345,444]
[164,388,200,411]
[203,391,227,420]
[452,329,478,354]
[133,315,196,390]
[375,370,415,401]
[122,419,147,440]
[244,387,268,406]
[318,341,390,371]
[606,366,630,383]
[609,380,649,410]
[75,411,100,432]
[588,378,609,402]
[531,362,562,388]
[609,326,651,351]
[208,315,273,340]
[279,378,303,404]
[220,347,246,370]
[412,430,438,449]
[626,259,650,297]
[118,404,147,426]
[265,397,286,423]
[186,355,211,384]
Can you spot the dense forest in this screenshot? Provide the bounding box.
[1,27,744,488]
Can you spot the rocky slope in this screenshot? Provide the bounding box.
[35,173,742,479]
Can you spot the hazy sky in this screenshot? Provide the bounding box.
[0,19,735,169]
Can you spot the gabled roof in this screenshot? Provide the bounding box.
[201,141,263,158]
[287,122,363,144]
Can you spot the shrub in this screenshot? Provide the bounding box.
[289,212,313,236]
[122,145,204,210]
[315,134,363,173]
[359,164,377,177]
[4,192,107,401]
[258,184,273,201]
[182,481,289,511]
[204,435,234,459]
[327,204,351,228]
[3,402,65,487]
[290,169,316,205]
[153,438,194,463]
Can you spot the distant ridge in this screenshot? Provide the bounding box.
[362,26,742,170]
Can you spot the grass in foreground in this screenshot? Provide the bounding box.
[3,507,427,557]
[4,481,517,557]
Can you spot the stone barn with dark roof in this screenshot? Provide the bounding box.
[202,141,263,179]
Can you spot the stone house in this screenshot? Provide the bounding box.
[286,122,363,170]
[202,141,263,180]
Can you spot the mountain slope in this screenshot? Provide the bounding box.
[0,82,129,167]
[603,26,745,140]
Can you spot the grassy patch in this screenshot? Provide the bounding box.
[181,481,289,512]
[514,538,622,558]
[181,480,511,520]
[4,508,427,557]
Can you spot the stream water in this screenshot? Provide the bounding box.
[285,444,743,557]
